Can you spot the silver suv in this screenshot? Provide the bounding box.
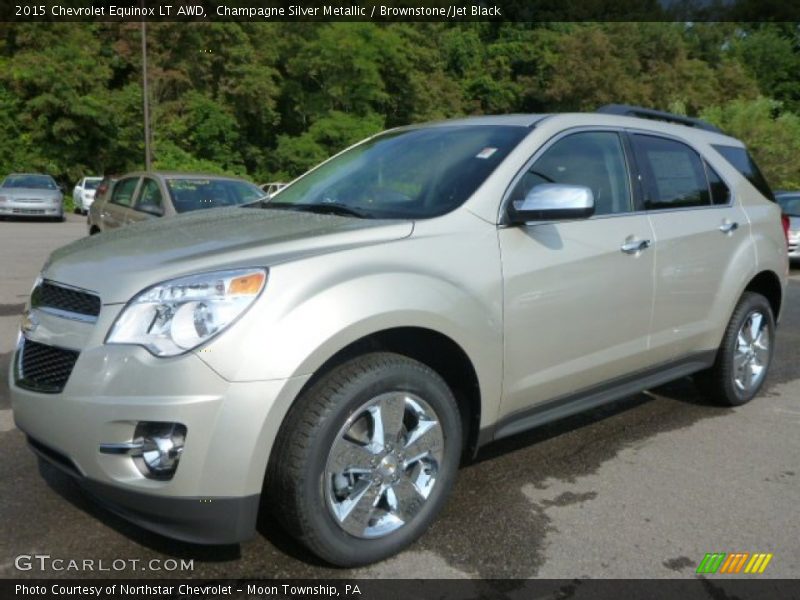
[10,106,788,566]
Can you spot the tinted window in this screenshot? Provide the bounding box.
[712,145,774,201]
[271,125,529,219]
[84,179,101,190]
[111,178,139,207]
[705,162,730,206]
[510,131,632,216]
[2,174,57,189]
[135,179,164,213]
[633,135,709,210]
[777,195,800,217]
[166,178,263,213]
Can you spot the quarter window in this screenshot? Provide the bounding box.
[110,177,138,207]
[633,135,710,210]
[509,131,632,216]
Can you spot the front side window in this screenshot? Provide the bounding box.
[270,125,529,219]
[135,179,164,213]
[111,177,139,207]
[166,178,263,213]
[509,131,632,216]
[633,135,710,210]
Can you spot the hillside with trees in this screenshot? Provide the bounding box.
[0,22,798,189]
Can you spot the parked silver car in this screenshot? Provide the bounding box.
[72,176,103,215]
[260,182,287,197]
[776,191,800,261]
[0,173,64,220]
[10,106,788,566]
[87,171,264,234]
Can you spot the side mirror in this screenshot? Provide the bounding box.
[508,183,594,223]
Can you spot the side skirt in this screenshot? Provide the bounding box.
[482,351,716,446]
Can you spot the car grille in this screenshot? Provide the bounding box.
[12,208,45,215]
[32,281,101,319]
[16,338,80,394]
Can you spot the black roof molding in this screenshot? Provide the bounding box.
[596,104,723,134]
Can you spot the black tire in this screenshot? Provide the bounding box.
[267,352,462,567]
[695,292,775,406]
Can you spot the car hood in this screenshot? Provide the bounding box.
[43,206,414,304]
[1,187,61,198]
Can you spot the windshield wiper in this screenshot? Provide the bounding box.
[265,202,372,219]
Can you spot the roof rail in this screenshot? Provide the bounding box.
[596,104,723,134]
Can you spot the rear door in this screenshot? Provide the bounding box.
[630,133,750,362]
[499,129,656,419]
[102,176,139,230]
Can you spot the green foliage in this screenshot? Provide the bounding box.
[0,22,798,190]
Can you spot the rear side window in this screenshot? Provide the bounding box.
[712,145,774,201]
[111,177,138,207]
[632,135,710,210]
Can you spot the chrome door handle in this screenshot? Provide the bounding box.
[719,221,739,233]
[620,239,651,254]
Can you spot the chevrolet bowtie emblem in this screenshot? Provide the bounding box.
[21,310,39,334]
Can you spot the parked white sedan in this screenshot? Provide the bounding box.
[72,176,102,214]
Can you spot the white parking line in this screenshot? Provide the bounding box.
[0,409,15,432]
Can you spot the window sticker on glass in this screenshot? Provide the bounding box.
[476,147,498,159]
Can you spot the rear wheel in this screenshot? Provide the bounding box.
[696,292,774,406]
[267,352,462,566]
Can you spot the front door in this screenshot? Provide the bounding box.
[499,130,655,420]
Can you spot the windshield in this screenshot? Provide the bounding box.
[778,195,800,217]
[2,174,57,190]
[84,178,102,190]
[269,125,529,219]
[166,178,264,213]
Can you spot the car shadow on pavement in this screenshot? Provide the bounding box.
[474,376,716,465]
[37,459,242,563]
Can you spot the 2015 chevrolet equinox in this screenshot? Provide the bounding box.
[10,106,788,566]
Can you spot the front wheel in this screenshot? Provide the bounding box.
[267,352,462,567]
[695,292,775,406]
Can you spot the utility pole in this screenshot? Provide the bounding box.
[141,16,152,170]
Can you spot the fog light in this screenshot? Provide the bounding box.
[100,422,186,480]
[136,422,186,479]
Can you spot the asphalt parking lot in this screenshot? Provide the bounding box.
[0,214,798,579]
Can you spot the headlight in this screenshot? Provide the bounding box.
[107,268,267,356]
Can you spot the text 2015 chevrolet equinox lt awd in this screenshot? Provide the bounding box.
[10,106,788,566]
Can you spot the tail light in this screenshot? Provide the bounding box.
[781,213,790,246]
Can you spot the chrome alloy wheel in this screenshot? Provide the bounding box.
[324,392,444,539]
[733,310,770,393]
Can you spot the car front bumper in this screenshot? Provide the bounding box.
[10,331,310,544]
[0,200,62,217]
